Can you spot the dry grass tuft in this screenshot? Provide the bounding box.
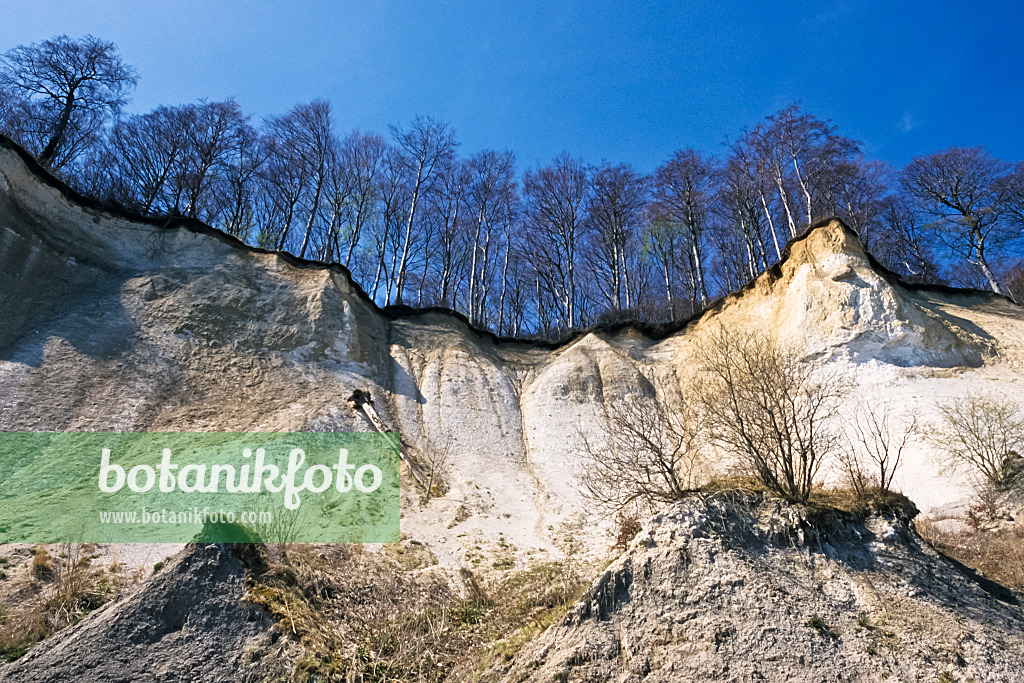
[0,543,118,662]
[243,543,592,682]
[916,519,1024,591]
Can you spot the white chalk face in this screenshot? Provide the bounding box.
[2,135,1024,570]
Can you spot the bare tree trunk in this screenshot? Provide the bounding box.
[758,191,783,260]
[394,159,424,304]
[691,241,708,306]
[498,229,511,334]
[298,178,324,259]
[791,155,814,227]
[971,225,1005,295]
[621,248,632,310]
[662,258,674,318]
[468,207,485,325]
[344,198,365,268]
[772,167,798,237]
[39,92,76,167]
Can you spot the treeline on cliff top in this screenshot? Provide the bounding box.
[2,35,1023,338]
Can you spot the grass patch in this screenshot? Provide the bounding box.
[242,544,593,682]
[916,518,1024,591]
[808,487,918,519]
[806,613,838,638]
[0,543,118,662]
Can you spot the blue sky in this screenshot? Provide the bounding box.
[2,1,1022,172]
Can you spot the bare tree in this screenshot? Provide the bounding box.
[422,156,470,308]
[337,131,387,267]
[999,163,1024,291]
[257,101,336,257]
[767,104,859,230]
[368,147,412,303]
[717,149,771,280]
[176,99,250,221]
[291,101,335,259]
[829,157,890,248]
[388,115,457,304]
[874,196,940,282]
[931,394,1024,492]
[578,391,706,516]
[696,326,848,501]
[651,149,717,306]
[731,129,785,260]
[463,150,517,326]
[0,35,137,169]
[643,210,691,320]
[494,180,521,334]
[217,123,266,241]
[522,153,591,332]
[255,125,309,251]
[836,400,917,496]
[102,105,192,214]
[900,147,1013,295]
[587,163,647,314]
[1002,161,1024,222]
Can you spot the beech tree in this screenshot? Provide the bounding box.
[333,131,387,268]
[522,153,591,331]
[717,151,771,281]
[368,147,409,303]
[1000,162,1024,229]
[875,197,940,282]
[465,150,517,326]
[217,124,267,241]
[175,99,251,222]
[103,105,192,214]
[770,105,859,227]
[651,149,717,307]
[258,100,336,257]
[422,156,470,308]
[388,116,457,305]
[0,35,137,170]
[586,163,647,314]
[901,147,1012,295]
[828,157,889,246]
[730,129,786,260]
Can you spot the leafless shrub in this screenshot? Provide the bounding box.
[578,390,707,516]
[965,484,1005,530]
[837,399,918,497]
[421,436,453,503]
[611,510,644,552]
[930,394,1024,493]
[695,326,849,502]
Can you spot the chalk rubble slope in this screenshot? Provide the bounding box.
[0,543,278,682]
[485,494,1024,683]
